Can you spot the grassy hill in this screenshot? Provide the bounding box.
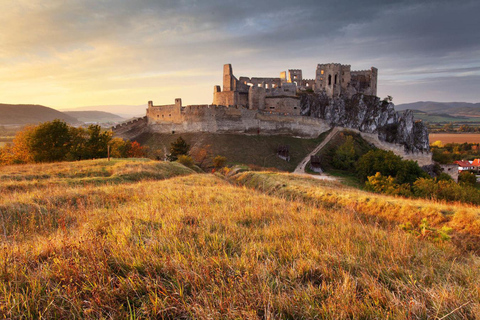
[0,104,80,125]
[0,159,479,318]
[63,110,125,124]
[135,131,331,172]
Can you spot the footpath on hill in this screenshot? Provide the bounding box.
[293,127,339,180]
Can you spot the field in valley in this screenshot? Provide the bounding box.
[430,133,480,144]
[0,159,479,318]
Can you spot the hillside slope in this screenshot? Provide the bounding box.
[61,104,147,118]
[63,110,125,123]
[0,104,80,125]
[0,159,478,318]
[396,101,480,116]
[135,131,331,172]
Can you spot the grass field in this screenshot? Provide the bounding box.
[1,159,479,318]
[430,133,480,144]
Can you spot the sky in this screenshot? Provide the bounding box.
[0,0,479,109]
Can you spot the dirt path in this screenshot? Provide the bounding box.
[294,127,339,174]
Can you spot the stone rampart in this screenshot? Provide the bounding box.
[146,106,330,137]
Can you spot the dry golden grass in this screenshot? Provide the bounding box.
[232,171,480,252]
[0,160,479,318]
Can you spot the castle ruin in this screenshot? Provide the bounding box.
[212,64,377,112]
[114,63,430,163]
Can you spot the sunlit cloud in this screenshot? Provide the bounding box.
[0,0,479,108]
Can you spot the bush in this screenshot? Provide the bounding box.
[213,155,227,168]
[365,172,412,197]
[356,149,426,184]
[177,155,194,168]
[458,171,477,186]
[413,177,480,204]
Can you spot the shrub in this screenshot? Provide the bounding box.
[177,155,194,168]
[356,149,426,184]
[213,155,227,168]
[365,172,412,196]
[458,171,477,186]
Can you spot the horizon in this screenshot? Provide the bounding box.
[1,1,479,109]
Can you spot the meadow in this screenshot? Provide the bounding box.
[430,133,480,144]
[0,159,479,318]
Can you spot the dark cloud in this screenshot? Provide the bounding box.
[0,0,478,106]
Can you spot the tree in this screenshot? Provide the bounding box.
[459,171,477,186]
[126,141,146,158]
[85,125,112,159]
[191,144,212,168]
[168,137,190,161]
[213,155,227,168]
[0,125,35,165]
[356,149,426,184]
[27,119,71,162]
[333,135,356,171]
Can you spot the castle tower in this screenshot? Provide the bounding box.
[288,69,303,83]
[223,64,234,91]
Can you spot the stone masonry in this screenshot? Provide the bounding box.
[114,63,431,161]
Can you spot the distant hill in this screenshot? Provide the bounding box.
[61,105,147,118]
[396,101,480,117]
[63,111,125,124]
[0,104,81,125]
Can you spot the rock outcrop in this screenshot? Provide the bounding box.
[300,93,429,153]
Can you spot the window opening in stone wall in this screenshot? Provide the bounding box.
[335,75,338,84]
[328,75,332,85]
[321,70,324,75]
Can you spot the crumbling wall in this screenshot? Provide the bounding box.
[264,96,301,115]
[143,106,330,138]
[147,99,183,123]
[350,67,377,96]
[315,63,351,96]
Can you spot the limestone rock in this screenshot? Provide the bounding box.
[300,93,430,153]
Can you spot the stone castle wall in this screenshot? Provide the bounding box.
[146,105,330,137]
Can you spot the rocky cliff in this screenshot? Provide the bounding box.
[300,93,430,153]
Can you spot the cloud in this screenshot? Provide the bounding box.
[0,0,478,107]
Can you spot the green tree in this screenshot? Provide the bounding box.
[27,119,71,162]
[333,135,356,170]
[356,149,426,184]
[85,125,112,159]
[459,171,477,186]
[168,137,190,161]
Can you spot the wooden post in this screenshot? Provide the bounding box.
[107,145,110,161]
